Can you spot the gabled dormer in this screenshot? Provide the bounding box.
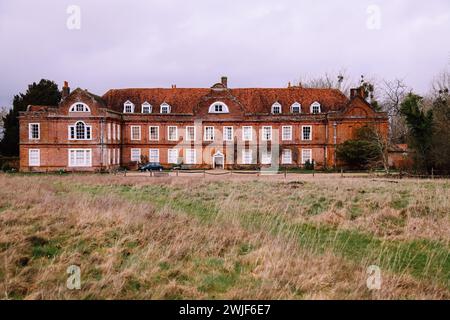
[290,102,301,113]
[141,102,152,113]
[310,101,321,114]
[271,102,282,114]
[123,100,135,113]
[160,102,171,114]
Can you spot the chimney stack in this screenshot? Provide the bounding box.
[350,87,365,99]
[221,76,228,88]
[62,81,70,99]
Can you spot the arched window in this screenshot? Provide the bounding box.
[69,121,92,140]
[290,102,301,113]
[69,103,90,113]
[310,102,321,114]
[160,102,171,114]
[208,101,229,113]
[271,102,282,114]
[123,100,135,113]
[141,102,152,113]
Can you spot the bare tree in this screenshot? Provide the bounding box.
[0,106,10,141]
[298,69,352,95]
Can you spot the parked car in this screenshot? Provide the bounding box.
[138,162,163,172]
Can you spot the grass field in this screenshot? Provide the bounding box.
[0,173,449,299]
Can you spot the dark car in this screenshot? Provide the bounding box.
[138,162,164,172]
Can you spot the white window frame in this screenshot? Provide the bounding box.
[262,126,272,141]
[69,103,90,113]
[271,102,282,114]
[310,102,321,114]
[68,121,92,140]
[204,126,215,141]
[186,126,195,141]
[302,125,312,141]
[28,149,40,166]
[141,102,152,114]
[223,126,233,142]
[149,126,159,141]
[123,100,135,113]
[301,149,312,164]
[160,103,171,114]
[107,123,111,141]
[208,101,229,113]
[117,125,121,141]
[185,149,196,164]
[131,148,141,162]
[149,149,160,163]
[282,149,292,164]
[107,149,111,165]
[168,149,179,164]
[168,126,178,141]
[282,126,292,141]
[68,149,92,167]
[29,123,40,140]
[291,102,301,113]
[242,149,253,165]
[242,126,253,141]
[130,125,141,141]
[261,150,271,165]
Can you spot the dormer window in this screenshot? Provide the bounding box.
[310,102,321,114]
[123,100,135,113]
[271,102,282,114]
[208,101,229,113]
[69,103,90,113]
[142,102,152,114]
[160,103,171,114]
[291,102,301,113]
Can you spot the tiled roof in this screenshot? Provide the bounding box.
[101,87,349,114]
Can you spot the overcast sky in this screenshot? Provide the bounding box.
[0,0,449,107]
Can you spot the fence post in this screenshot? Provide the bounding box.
[176,170,179,177]
[284,168,287,179]
[313,169,315,178]
[203,170,206,178]
[340,168,343,178]
[431,168,434,179]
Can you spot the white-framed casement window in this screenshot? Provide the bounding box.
[107,123,111,141]
[123,100,135,113]
[302,125,312,141]
[168,149,178,164]
[186,126,195,141]
[149,126,159,141]
[141,102,152,113]
[160,103,171,114]
[223,126,233,142]
[68,149,92,167]
[116,149,120,165]
[261,150,271,165]
[149,149,159,163]
[242,126,253,141]
[117,125,121,140]
[131,126,141,140]
[242,149,253,164]
[28,149,40,166]
[208,101,229,113]
[262,126,272,141]
[28,123,40,140]
[69,103,90,113]
[291,102,301,113]
[301,149,312,164]
[112,123,116,140]
[282,126,292,141]
[282,149,292,164]
[185,149,196,164]
[107,149,111,165]
[204,126,214,141]
[168,126,178,141]
[271,102,282,114]
[131,148,141,162]
[310,102,321,114]
[69,121,92,140]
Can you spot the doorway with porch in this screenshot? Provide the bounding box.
[212,151,225,169]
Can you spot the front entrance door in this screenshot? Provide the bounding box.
[213,152,224,169]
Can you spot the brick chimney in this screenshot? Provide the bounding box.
[221,76,228,88]
[62,81,70,99]
[350,87,365,99]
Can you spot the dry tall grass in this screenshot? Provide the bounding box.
[0,173,448,299]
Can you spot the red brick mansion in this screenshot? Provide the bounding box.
[19,77,388,171]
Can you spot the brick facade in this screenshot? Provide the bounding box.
[18,78,388,172]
